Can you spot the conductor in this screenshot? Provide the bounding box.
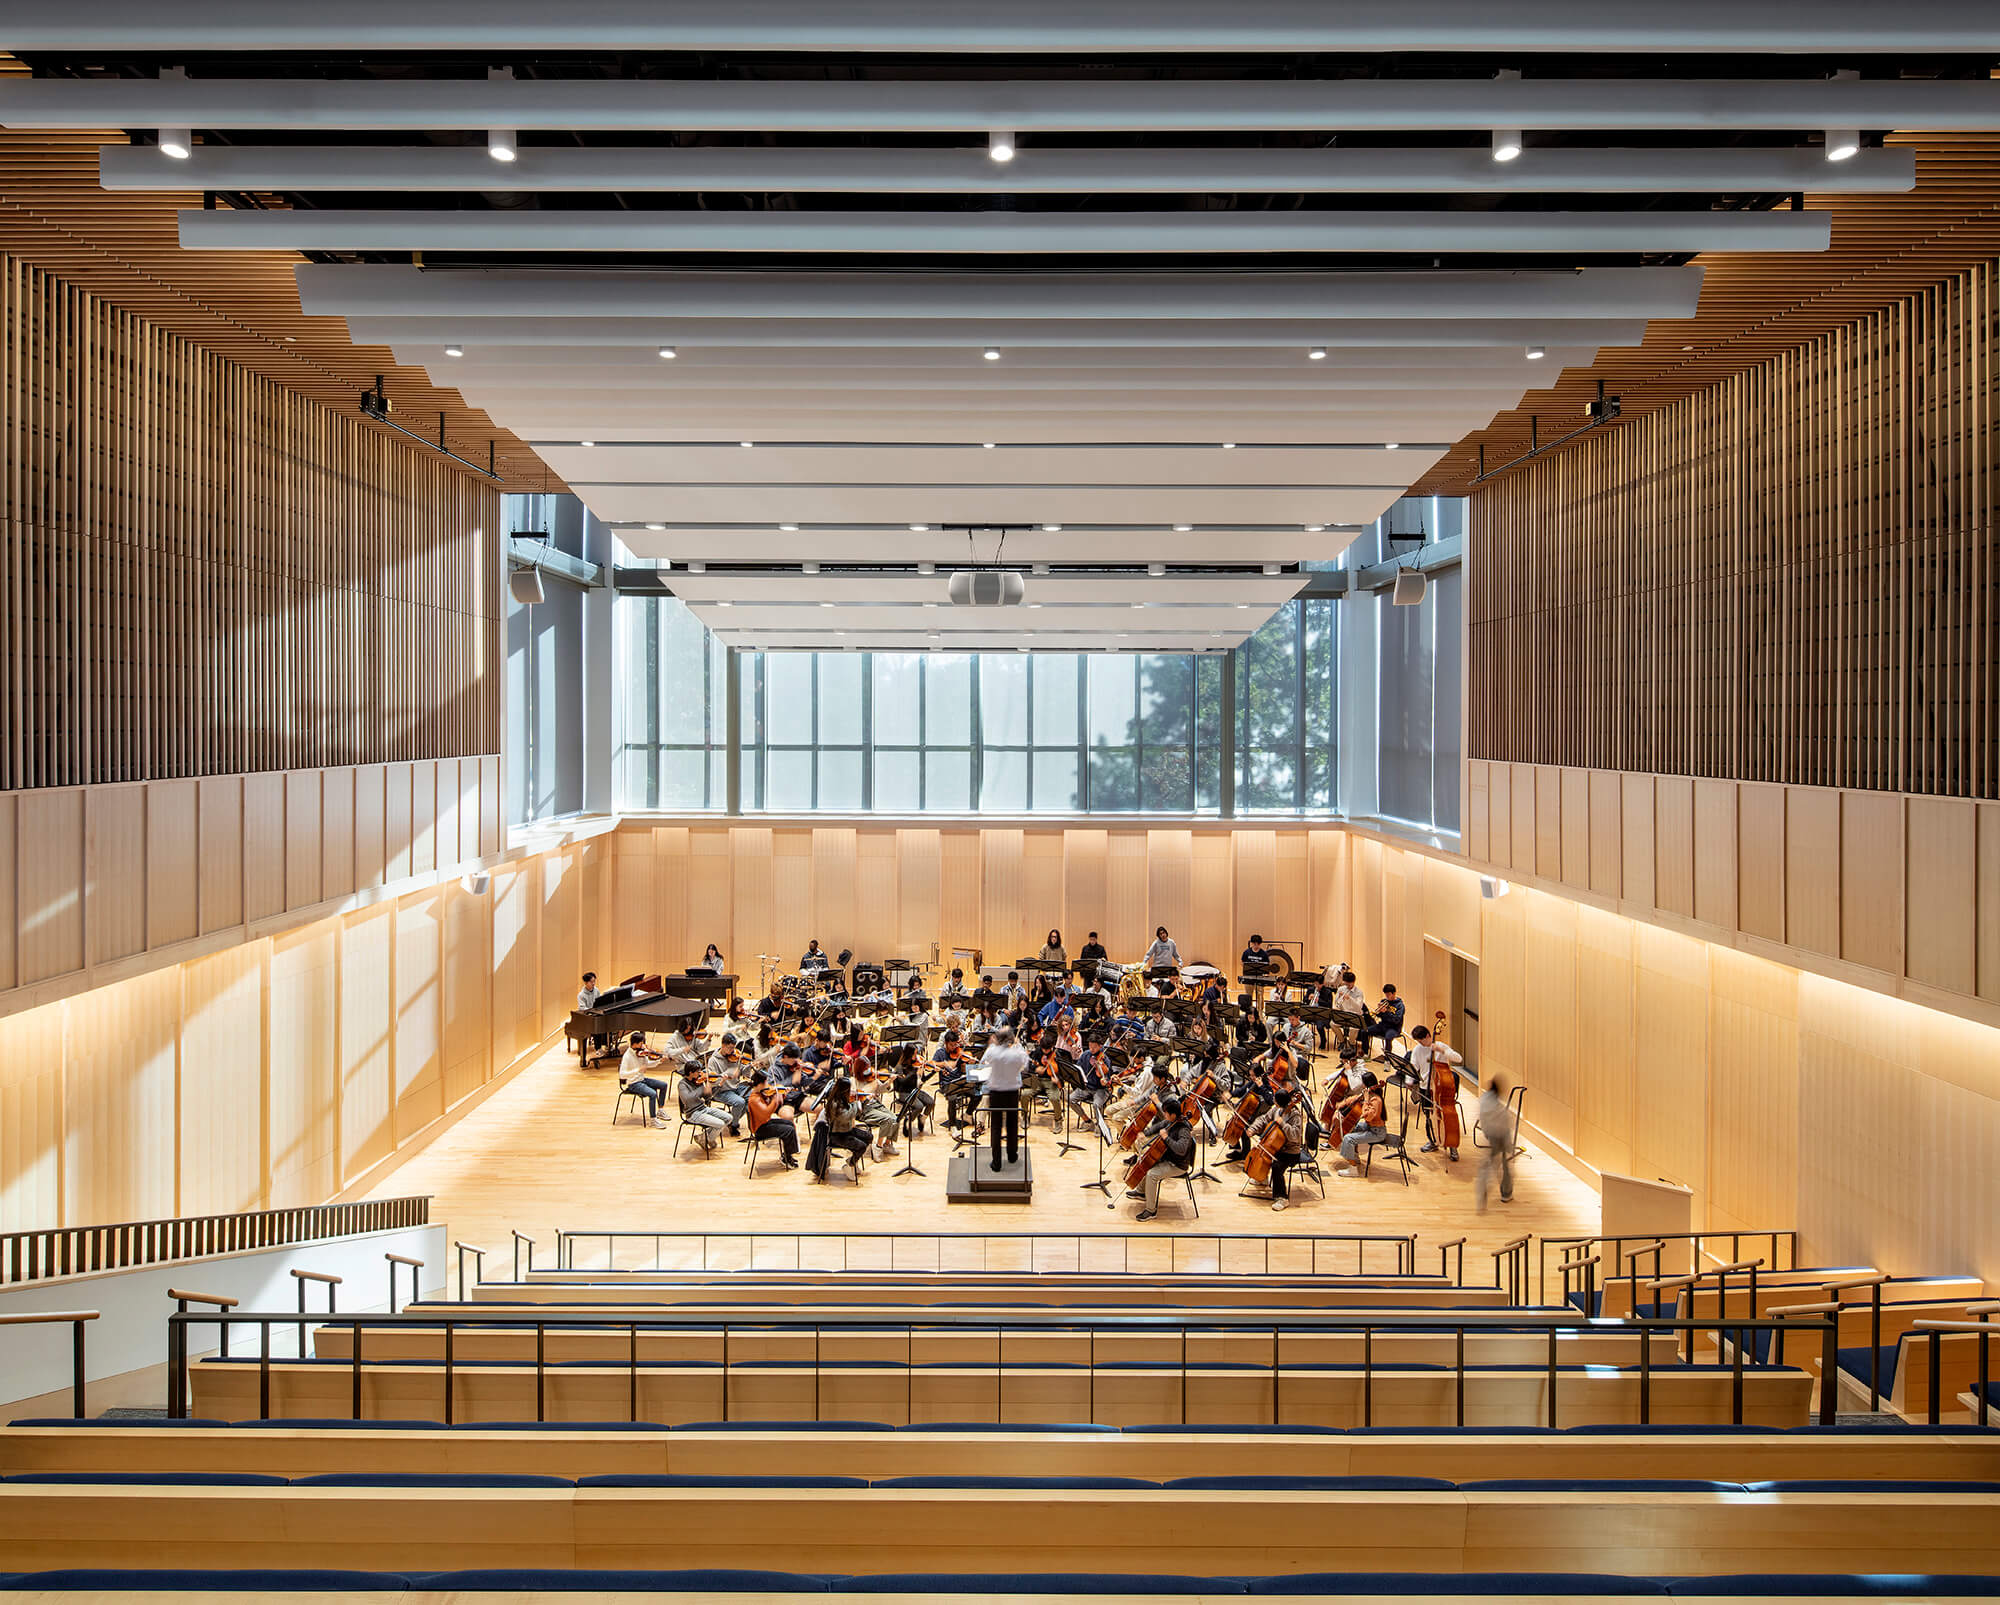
[975,1024,1028,1172]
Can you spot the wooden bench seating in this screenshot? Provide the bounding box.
[186,1355,1814,1428]
[308,1322,1684,1371]
[4,1423,1994,1484]
[473,1278,1512,1310]
[0,1479,1992,1577]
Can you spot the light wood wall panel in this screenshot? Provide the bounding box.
[771,830,813,971]
[17,788,83,984]
[938,831,980,953]
[0,836,590,1232]
[146,781,198,950]
[1470,259,1998,804]
[0,253,501,792]
[1348,830,2000,1289]
[83,785,146,966]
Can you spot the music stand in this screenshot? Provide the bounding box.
[1079,1104,1117,1198]
[1190,1098,1224,1186]
[1052,1055,1087,1158]
[892,1089,928,1179]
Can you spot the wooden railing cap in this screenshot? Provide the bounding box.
[0,1309,99,1326]
[384,1253,425,1268]
[167,1289,239,1307]
[290,1269,342,1284]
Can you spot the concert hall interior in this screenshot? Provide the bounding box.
[1,9,1999,1600]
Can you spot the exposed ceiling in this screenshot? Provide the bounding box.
[3,6,1997,652]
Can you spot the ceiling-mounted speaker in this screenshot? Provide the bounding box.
[947,570,1026,607]
[1391,568,1429,607]
[509,566,545,606]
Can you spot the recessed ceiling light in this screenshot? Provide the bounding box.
[1385,442,1400,450]
[1173,524,1192,533]
[1491,128,1522,163]
[1042,523,1061,532]
[658,346,677,360]
[1147,562,1166,577]
[988,129,1015,164]
[580,440,594,448]
[1307,347,1327,361]
[983,348,1002,361]
[982,441,996,449]
[1825,128,1860,162]
[1305,524,1324,533]
[1525,346,1546,361]
[739,440,754,448]
[1130,601,1144,609]
[645,523,665,531]
[687,561,707,574]
[1236,604,1249,610]
[779,523,798,531]
[488,128,516,163]
[284,335,296,342]
[158,127,191,160]
[716,600,732,608]
[1262,563,1281,576]
[1117,633,1129,639]
[1028,602,1044,609]
[820,601,835,609]
[1681,345,1694,352]
[443,345,463,358]
[1221,442,1236,450]
[910,523,929,532]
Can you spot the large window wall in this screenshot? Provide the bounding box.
[613,597,1339,816]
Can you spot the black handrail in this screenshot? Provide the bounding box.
[166,1304,1839,1430]
[551,1229,1419,1279]
[1,1198,430,1287]
[1915,1313,1997,1426]
[0,1310,97,1417]
[1537,1230,1797,1305]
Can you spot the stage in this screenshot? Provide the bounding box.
[364,1038,1602,1272]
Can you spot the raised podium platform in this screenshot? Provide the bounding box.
[945,1146,1034,1204]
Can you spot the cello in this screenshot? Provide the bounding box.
[1120,1095,1164,1151]
[1243,1120,1287,1185]
[1221,1086,1264,1148]
[1127,1129,1169,1190]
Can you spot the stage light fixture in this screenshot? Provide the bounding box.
[989,130,1015,163]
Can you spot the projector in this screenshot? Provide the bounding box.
[947,571,1026,607]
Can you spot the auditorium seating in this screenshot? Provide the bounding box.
[0,1471,1995,1576]
[472,1275,1512,1309]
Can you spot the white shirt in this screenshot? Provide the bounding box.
[1143,938,1180,969]
[1333,984,1367,1015]
[975,1042,1029,1094]
[1412,1041,1464,1091]
[618,1047,657,1087]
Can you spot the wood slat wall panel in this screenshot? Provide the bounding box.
[1470,259,1998,803]
[0,253,501,792]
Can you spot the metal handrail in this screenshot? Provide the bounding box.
[1536,1230,1797,1306]
[386,1254,425,1315]
[1914,1321,1996,1426]
[0,1310,97,1417]
[1,1198,431,1287]
[167,1304,1840,1431]
[454,1243,490,1302]
[552,1229,1419,1279]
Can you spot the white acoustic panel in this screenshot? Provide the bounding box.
[615,526,1362,566]
[576,484,1408,526]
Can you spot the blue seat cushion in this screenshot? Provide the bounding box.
[579,1475,868,1489]
[839,1576,1236,1594]
[897,1422,1118,1433]
[2,1472,288,1487]
[1163,1475,1454,1492]
[672,1420,892,1432]
[1665,1578,2000,1596]
[7,1418,226,1430]
[0,1570,406,1591]
[414,1570,829,1592]
[1458,1479,1745,1493]
[1351,1426,1560,1436]
[1247,1573,1669,1594]
[457,1421,673,1432]
[1565,1424,1779,1435]
[289,1473,574,1489]
[229,1419,443,1430]
[1837,1345,1900,1392]
[869,1475,1156,1490]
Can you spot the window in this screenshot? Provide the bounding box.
[612,596,1341,816]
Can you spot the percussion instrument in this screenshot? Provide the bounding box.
[1243,1121,1287,1184]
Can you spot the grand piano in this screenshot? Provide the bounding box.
[565,971,739,1063]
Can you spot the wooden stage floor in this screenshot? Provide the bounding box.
[366,1040,1603,1279]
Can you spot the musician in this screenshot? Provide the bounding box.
[1333,1071,1389,1177]
[755,984,787,1023]
[974,1024,1028,1171]
[1076,932,1108,984]
[810,1077,870,1180]
[851,1060,901,1159]
[1241,934,1274,973]
[1199,970,1225,1008]
[1000,971,1028,1013]
[1067,1042,1113,1114]
[935,995,970,1037]
[938,967,972,1003]
[1106,1054,1164,1126]
[800,940,829,971]
[1145,1009,1175,1044]
[659,1024,705,1078]
[1275,1010,1320,1061]
[1224,1065,1274,1163]
[616,1031,673,1128]
[697,943,726,974]
[774,1041,813,1103]
[725,997,752,1031]
[675,1063,731,1154]
[745,1071,801,1168]
[1037,986,1074,1030]
[890,1043,936,1134]
[1409,1025,1466,1161]
[1039,929,1068,967]
[1363,982,1405,1058]
[935,1029,977,1128]
[578,972,601,1011]
[1251,1087,1310,1211]
[1332,970,1367,1018]
[1235,1002,1270,1053]
[900,992,935,1043]
[704,1035,751,1132]
[1143,926,1181,972]
[1127,1109,1197,1221]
